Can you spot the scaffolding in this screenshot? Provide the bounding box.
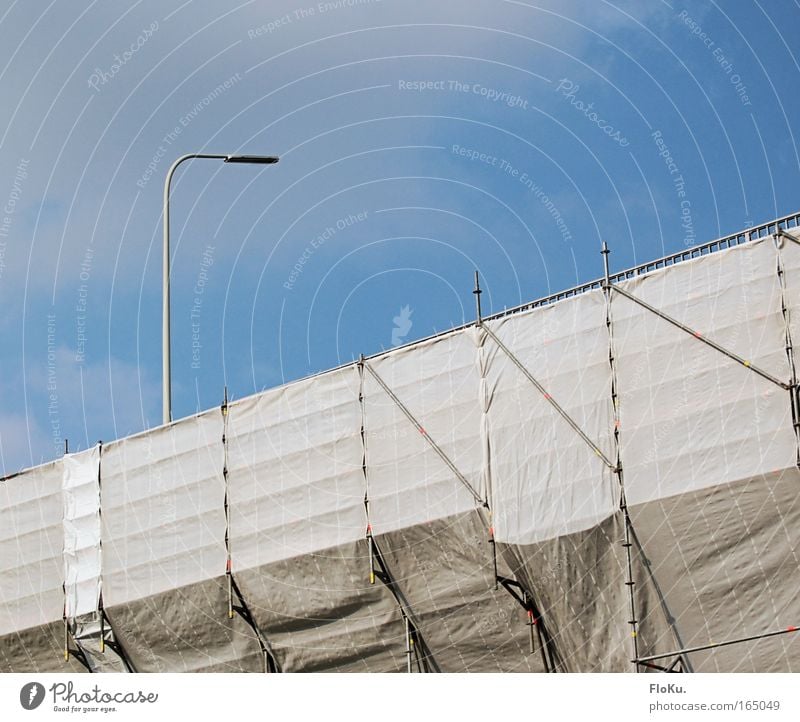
[2,211,800,672]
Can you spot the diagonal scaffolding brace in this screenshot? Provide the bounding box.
[478,322,618,472]
[777,228,800,247]
[608,283,791,390]
[366,533,438,673]
[496,576,558,672]
[358,361,436,673]
[228,573,280,672]
[96,607,137,672]
[360,359,485,506]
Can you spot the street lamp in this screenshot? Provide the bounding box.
[162,153,279,424]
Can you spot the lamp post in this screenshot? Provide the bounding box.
[162,153,279,424]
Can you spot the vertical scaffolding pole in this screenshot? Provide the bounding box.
[358,356,376,585]
[474,270,494,526]
[601,242,640,671]
[219,388,278,672]
[405,615,413,673]
[473,270,482,323]
[774,231,800,465]
[222,386,233,620]
[488,520,498,590]
[63,437,69,662]
[98,440,104,655]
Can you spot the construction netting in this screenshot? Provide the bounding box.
[2,230,800,672]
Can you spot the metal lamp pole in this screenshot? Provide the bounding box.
[162,153,279,424]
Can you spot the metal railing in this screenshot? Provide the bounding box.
[490,210,800,319]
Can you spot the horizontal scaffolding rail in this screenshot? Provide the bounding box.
[633,626,799,666]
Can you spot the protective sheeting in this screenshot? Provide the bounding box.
[777,228,800,382]
[484,290,618,544]
[0,460,64,636]
[629,467,800,672]
[227,367,364,569]
[0,621,89,673]
[63,446,101,619]
[72,616,131,673]
[612,238,795,506]
[234,539,408,671]
[499,512,671,672]
[105,576,264,672]
[3,229,800,673]
[363,328,485,535]
[101,410,226,606]
[374,509,543,672]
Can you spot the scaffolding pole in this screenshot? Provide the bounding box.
[773,232,800,465]
[602,241,640,672]
[220,387,279,673]
[634,626,799,668]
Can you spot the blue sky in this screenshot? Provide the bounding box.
[1,0,798,473]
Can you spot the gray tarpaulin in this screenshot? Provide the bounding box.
[233,541,408,672]
[374,510,543,671]
[629,469,800,671]
[499,511,671,672]
[104,577,264,672]
[0,621,89,673]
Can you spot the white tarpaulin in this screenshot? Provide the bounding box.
[363,327,485,535]
[0,461,64,635]
[227,366,365,569]
[63,445,101,619]
[777,228,800,375]
[612,238,795,506]
[484,290,618,544]
[101,410,226,606]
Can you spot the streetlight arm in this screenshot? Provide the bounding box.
[163,154,228,228]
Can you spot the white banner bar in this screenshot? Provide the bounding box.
[0,673,797,720]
